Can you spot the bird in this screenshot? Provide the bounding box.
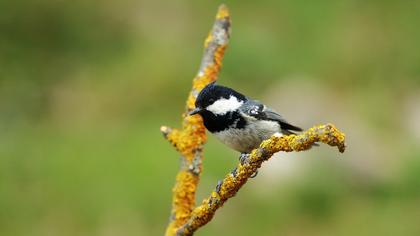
[189,82,303,156]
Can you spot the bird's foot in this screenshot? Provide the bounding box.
[239,153,250,165]
[250,170,258,178]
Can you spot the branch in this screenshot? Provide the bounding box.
[162,4,346,236]
[162,5,231,236]
[176,124,346,236]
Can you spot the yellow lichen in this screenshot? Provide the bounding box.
[163,5,346,236]
[216,4,230,20]
[175,124,346,236]
[163,5,231,236]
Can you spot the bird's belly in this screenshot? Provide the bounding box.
[213,120,280,153]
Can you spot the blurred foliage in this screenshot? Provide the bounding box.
[1,0,420,235]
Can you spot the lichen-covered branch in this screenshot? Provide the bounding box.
[162,4,346,236]
[175,124,346,236]
[162,5,231,236]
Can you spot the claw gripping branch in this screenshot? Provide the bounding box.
[161,5,231,236]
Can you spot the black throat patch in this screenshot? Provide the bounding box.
[200,110,246,133]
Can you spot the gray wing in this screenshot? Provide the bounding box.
[240,99,303,134]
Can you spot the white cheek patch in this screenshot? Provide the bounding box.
[206,95,244,115]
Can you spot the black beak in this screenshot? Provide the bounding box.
[188,107,202,116]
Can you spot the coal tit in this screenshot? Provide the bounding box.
[189,82,302,154]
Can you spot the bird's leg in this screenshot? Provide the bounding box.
[239,153,250,165]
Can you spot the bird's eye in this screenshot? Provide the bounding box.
[208,98,215,104]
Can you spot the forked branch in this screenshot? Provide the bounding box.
[162,5,346,236]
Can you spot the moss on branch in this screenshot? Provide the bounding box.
[162,5,231,236]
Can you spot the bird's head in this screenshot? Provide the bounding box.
[189,82,246,116]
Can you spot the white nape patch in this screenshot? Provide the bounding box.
[206,95,243,115]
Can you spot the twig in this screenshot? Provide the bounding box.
[175,124,346,236]
[162,5,231,236]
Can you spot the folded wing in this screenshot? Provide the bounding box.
[241,99,303,134]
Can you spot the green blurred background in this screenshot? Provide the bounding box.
[1,0,420,235]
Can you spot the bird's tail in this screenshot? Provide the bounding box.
[279,121,303,133]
